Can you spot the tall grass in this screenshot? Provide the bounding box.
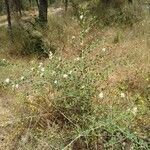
[1,31,149,149]
[0,1,149,149]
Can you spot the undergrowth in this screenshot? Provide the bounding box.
[0,2,150,150]
[1,37,149,149]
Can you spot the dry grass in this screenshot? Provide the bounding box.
[0,4,149,149]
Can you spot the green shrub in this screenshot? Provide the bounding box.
[9,24,54,57]
[74,0,144,26]
[22,30,49,56]
[10,54,149,149]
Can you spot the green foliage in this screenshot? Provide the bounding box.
[9,24,53,57]
[47,57,96,127]
[0,1,5,14]
[5,50,148,149]
[22,30,49,56]
[0,59,9,67]
[0,0,149,149]
[72,0,144,26]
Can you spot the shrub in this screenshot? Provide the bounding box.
[22,30,50,56]
[8,24,54,57]
[9,53,149,149]
[75,0,144,26]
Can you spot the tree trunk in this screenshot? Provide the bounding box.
[29,0,31,7]
[65,0,68,11]
[5,0,12,31]
[128,0,132,3]
[5,0,13,41]
[13,0,22,16]
[36,0,39,9]
[39,0,48,23]
[17,0,22,16]
[101,0,111,5]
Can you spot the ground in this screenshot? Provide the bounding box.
[0,5,149,150]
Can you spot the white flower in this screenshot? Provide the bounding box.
[85,29,89,33]
[81,85,85,89]
[131,107,138,116]
[74,57,80,61]
[80,41,84,46]
[63,74,68,79]
[122,142,126,146]
[54,80,58,84]
[21,76,24,80]
[121,92,126,98]
[58,57,61,61]
[40,73,44,77]
[12,84,15,88]
[49,52,53,59]
[80,15,84,20]
[15,84,19,89]
[72,36,75,40]
[52,71,56,75]
[102,48,106,52]
[21,135,28,144]
[41,67,45,72]
[30,60,34,64]
[5,78,10,83]
[98,92,104,99]
[69,70,73,74]
[56,65,60,69]
[31,67,34,71]
[2,59,6,61]
[38,62,43,68]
